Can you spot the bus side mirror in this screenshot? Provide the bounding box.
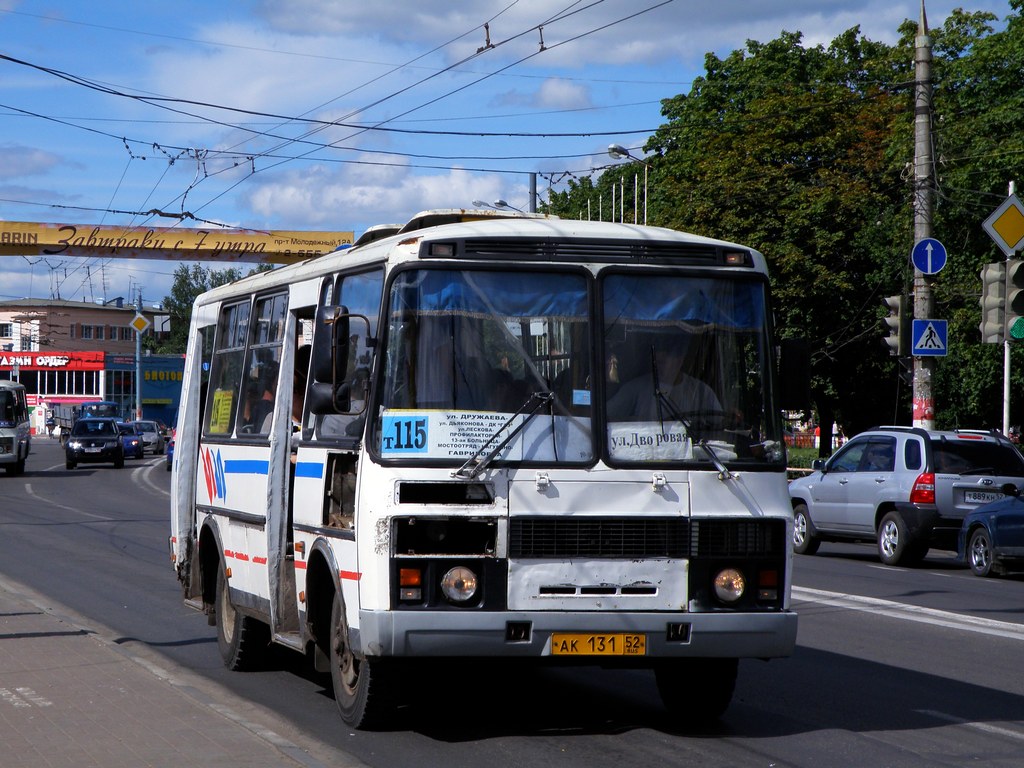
[332,315,371,413]
[313,305,344,383]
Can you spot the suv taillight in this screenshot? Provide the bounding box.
[910,472,935,504]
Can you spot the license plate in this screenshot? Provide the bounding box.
[84,447,102,453]
[551,633,646,656]
[965,490,1001,504]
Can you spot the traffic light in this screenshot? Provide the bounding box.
[1005,259,1024,341]
[979,262,1006,344]
[882,294,908,356]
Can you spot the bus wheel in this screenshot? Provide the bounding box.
[215,559,267,671]
[655,658,737,722]
[330,590,394,729]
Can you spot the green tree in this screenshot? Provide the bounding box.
[645,28,910,447]
[157,264,249,353]
[548,7,1024,446]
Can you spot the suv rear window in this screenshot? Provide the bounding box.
[932,439,1024,475]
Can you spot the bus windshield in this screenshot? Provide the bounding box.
[373,266,783,467]
[602,272,783,465]
[376,267,592,464]
[0,391,16,426]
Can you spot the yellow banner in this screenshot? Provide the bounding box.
[0,221,353,264]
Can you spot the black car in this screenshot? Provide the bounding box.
[65,417,124,469]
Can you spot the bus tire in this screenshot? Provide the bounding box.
[655,658,737,722]
[215,559,268,671]
[330,590,394,729]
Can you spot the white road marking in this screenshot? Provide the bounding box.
[792,586,1024,641]
[917,709,1024,741]
[0,687,53,709]
[24,483,109,520]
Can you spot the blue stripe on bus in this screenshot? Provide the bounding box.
[224,459,270,475]
[295,461,324,479]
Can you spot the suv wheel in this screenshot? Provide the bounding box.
[793,503,820,555]
[877,511,926,566]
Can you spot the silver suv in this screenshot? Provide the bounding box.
[788,426,1024,566]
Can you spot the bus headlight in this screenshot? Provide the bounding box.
[440,566,478,603]
[713,568,746,604]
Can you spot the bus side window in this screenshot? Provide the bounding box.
[205,301,250,436]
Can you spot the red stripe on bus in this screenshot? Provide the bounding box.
[339,570,361,582]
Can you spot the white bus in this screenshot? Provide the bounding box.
[170,208,807,728]
[0,380,31,475]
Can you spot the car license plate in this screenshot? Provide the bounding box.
[84,447,102,453]
[965,490,1001,504]
[551,633,646,656]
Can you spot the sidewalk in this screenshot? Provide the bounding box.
[0,577,367,768]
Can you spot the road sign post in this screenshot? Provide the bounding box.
[983,191,1024,438]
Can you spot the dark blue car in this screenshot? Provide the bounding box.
[959,483,1024,577]
[117,422,145,459]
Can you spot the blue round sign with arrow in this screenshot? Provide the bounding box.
[911,238,947,275]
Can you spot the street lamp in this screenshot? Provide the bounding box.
[493,199,524,213]
[607,143,649,225]
[472,199,525,213]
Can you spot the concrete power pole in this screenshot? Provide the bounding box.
[136,289,144,420]
[912,1,936,429]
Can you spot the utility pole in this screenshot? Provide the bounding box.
[912,1,936,429]
[1003,180,1016,436]
[136,289,143,420]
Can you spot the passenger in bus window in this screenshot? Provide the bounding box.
[607,334,722,422]
[251,362,278,433]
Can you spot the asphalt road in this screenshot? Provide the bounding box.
[2,437,1024,767]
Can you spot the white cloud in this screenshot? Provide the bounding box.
[0,146,66,179]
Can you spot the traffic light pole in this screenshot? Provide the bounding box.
[912,7,935,429]
[1002,181,1017,436]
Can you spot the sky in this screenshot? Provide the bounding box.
[0,0,1013,308]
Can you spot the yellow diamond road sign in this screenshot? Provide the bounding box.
[130,313,151,333]
[984,194,1024,255]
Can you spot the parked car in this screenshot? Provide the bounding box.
[117,422,145,459]
[65,417,124,470]
[789,426,1024,566]
[165,436,174,472]
[131,420,166,454]
[958,484,1024,576]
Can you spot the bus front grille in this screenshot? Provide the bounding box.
[510,518,689,558]
[509,518,785,559]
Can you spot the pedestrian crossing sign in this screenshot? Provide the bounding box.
[912,319,947,356]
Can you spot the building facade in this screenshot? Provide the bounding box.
[0,298,182,432]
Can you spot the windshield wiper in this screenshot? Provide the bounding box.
[453,392,555,479]
[653,388,734,480]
